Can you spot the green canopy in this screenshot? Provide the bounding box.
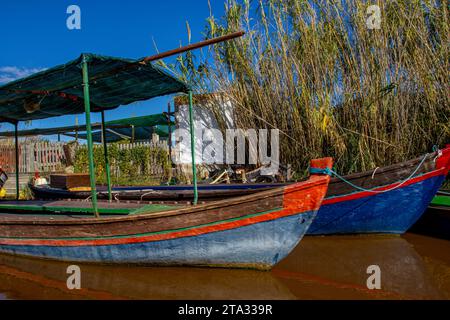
[0,113,172,137]
[0,53,189,123]
[63,124,173,143]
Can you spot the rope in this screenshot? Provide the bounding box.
[309,167,333,176]
[309,153,430,194]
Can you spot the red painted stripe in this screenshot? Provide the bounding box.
[323,167,446,205]
[0,207,304,247]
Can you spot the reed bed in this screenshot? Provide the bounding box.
[170,0,449,177]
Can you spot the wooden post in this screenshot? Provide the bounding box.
[188,91,198,205]
[14,122,19,200]
[101,110,112,201]
[81,55,99,217]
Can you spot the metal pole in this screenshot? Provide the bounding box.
[14,122,19,200]
[81,55,99,217]
[101,110,112,201]
[168,102,173,167]
[188,91,198,205]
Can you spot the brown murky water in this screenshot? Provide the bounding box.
[0,216,449,300]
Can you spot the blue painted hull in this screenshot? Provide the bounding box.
[307,175,445,235]
[0,211,315,270]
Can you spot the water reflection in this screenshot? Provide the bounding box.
[0,233,449,299]
[0,254,294,300]
[274,234,449,299]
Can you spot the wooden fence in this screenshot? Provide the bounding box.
[0,141,66,174]
[0,138,169,177]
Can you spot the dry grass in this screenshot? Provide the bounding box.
[169,0,449,176]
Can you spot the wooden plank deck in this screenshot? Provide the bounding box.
[0,199,184,217]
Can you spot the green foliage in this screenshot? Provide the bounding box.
[74,142,170,186]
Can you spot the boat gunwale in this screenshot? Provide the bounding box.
[0,174,329,226]
[328,150,440,186]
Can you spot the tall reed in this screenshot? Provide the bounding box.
[172,0,449,176]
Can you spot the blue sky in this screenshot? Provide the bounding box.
[0,0,225,139]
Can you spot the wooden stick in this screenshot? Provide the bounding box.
[143,31,245,62]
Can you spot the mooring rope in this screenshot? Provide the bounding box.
[309,153,430,194]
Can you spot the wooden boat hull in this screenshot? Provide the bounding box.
[308,171,446,234]
[28,147,450,235]
[0,158,332,270]
[430,190,450,209]
[29,183,279,201]
[308,146,450,235]
[411,190,450,240]
[0,211,314,270]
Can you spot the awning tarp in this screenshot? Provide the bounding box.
[63,125,172,143]
[0,114,173,137]
[0,53,189,122]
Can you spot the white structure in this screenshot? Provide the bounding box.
[173,98,235,165]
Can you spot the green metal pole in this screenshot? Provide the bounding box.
[101,110,112,201]
[14,122,19,200]
[188,91,198,205]
[81,55,99,217]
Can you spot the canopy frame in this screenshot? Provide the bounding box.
[1,31,245,216]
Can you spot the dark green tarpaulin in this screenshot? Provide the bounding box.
[0,53,188,123]
[0,114,172,137]
[63,125,173,143]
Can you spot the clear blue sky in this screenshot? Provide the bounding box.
[0,0,225,140]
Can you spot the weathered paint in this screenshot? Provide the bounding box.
[0,211,315,270]
[307,171,446,235]
[431,194,450,208]
[0,158,333,269]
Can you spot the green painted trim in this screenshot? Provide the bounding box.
[0,203,185,215]
[431,195,450,207]
[81,55,99,217]
[0,207,283,241]
[129,204,184,215]
[0,203,131,215]
[188,91,198,205]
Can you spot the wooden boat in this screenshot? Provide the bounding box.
[31,146,450,235]
[307,145,450,234]
[0,157,332,270]
[29,182,282,201]
[410,189,450,240]
[430,190,450,210]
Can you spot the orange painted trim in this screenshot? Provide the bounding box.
[0,158,334,247]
